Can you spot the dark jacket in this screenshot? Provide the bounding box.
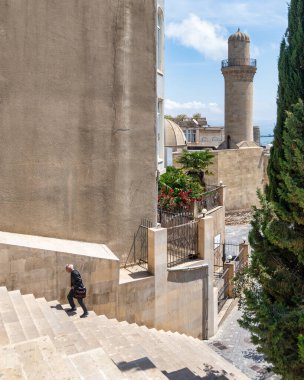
[71,269,85,289]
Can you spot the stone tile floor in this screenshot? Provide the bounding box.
[208,224,281,379]
[208,306,280,380]
[225,224,251,243]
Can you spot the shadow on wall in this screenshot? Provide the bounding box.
[167,269,207,283]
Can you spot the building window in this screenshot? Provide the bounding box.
[157,8,164,72]
[186,129,196,143]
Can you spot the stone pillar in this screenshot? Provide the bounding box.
[224,261,235,298]
[148,227,168,327]
[239,242,250,267]
[190,201,199,218]
[218,183,227,208]
[198,216,217,338]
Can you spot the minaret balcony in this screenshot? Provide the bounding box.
[221,58,257,68]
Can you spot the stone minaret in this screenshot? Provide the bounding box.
[221,29,257,148]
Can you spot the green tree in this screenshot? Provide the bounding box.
[267,0,304,201]
[192,113,202,120]
[235,102,304,379]
[164,115,174,120]
[175,114,187,122]
[177,149,214,188]
[235,2,304,377]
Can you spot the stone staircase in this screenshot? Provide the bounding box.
[0,287,249,379]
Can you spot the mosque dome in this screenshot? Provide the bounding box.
[164,119,187,148]
[228,28,250,42]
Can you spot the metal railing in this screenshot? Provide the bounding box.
[217,268,230,312]
[222,242,242,262]
[233,246,245,273]
[167,220,198,267]
[221,58,257,68]
[158,207,199,267]
[197,185,221,213]
[124,219,153,269]
[158,207,194,227]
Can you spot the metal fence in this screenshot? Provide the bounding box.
[124,219,153,269]
[217,268,230,313]
[222,242,241,262]
[214,243,224,275]
[221,58,257,68]
[233,246,245,273]
[197,185,221,213]
[158,208,199,268]
[167,220,198,267]
[158,207,194,226]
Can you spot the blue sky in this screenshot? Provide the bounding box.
[164,0,288,133]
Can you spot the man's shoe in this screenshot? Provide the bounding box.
[80,312,88,318]
[67,308,77,312]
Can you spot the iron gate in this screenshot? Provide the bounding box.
[167,220,198,267]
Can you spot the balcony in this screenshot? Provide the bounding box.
[221,58,257,68]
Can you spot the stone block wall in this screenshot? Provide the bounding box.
[0,232,120,317]
[205,147,265,210]
[0,0,157,262]
[117,277,155,327]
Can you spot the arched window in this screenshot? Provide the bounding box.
[157,8,164,72]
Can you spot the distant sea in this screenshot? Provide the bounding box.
[260,135,274,146]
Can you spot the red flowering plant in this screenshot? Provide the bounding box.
[158,167,203,211]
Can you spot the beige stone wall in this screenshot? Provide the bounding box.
[117,277,155,327]
[0,232,120,317]
[205,147,265,210]
[117,268,206,339]
[0,0,157,261]
[206,206,226,245]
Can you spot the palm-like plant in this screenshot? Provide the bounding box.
[177,149,214,188]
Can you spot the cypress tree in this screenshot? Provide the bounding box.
[267,0,304,201]
[236,102,304,379]
[234,1,304,378]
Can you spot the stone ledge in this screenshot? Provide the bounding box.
[0,231,119,261]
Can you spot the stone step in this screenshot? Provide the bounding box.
[75,316,167,379]
[0,343,25,379]
[22,294,55,339]
[9,290,40,341]
[0,310,9,347]
[0,287,26,344]
[36,298,91,355]
[36,298,77,335]
[69,347,126,380]
[114,318,249,379]
[0,288,249,379]
[1,336,81,380]
[116,322,190,374]
[98,317,175,378]
[60,303,96,320]
[152,329,250,379]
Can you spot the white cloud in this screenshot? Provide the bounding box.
[251,45,260,58]
[166,14,227,61]
[165,99,223,116]
[165,0,287,29]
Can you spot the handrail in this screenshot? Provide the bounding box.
[221,58,257,68]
